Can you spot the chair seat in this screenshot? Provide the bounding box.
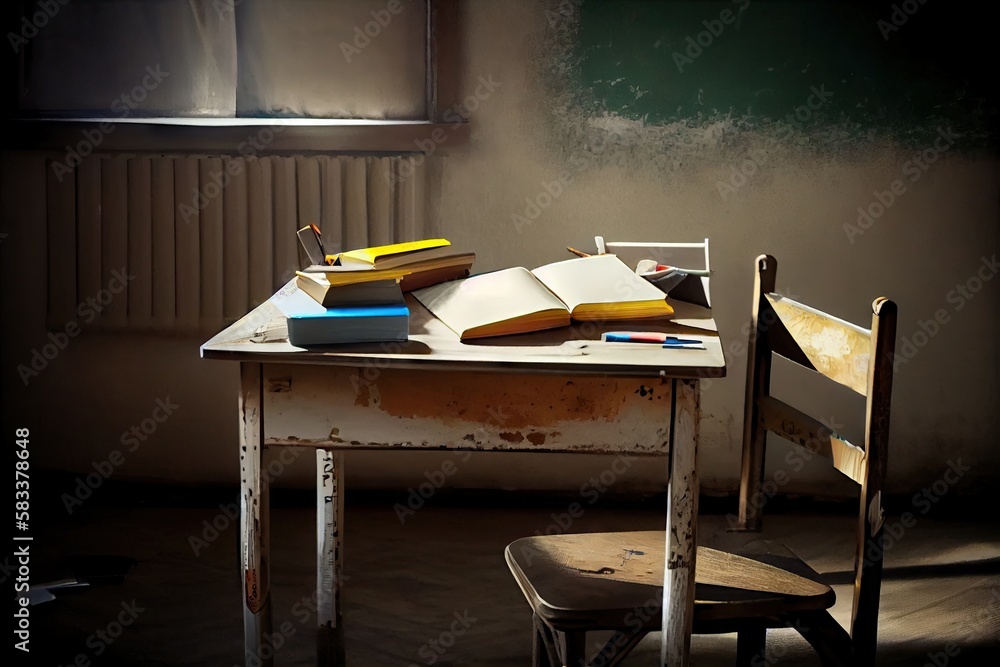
[505,531,836,632]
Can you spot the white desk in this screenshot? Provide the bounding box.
[202,284,726,666]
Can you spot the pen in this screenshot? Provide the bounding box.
[602,332,701,344]
[594,338,704,350]
[661,340,705,349]
[310,224,326,256]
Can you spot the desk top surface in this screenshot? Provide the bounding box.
[201,282,727,379]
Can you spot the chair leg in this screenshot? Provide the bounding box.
[792,612,853,667]
[736,623,767,667]
[532,614,559,667]
[560,631,587,667]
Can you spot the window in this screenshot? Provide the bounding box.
[11,0,461,150]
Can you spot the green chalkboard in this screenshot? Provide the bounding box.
[570,0,994,147]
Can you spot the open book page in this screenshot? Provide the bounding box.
[412,267,569,339]
[530,254,673,320]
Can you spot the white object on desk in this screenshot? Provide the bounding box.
[598,237,712,308]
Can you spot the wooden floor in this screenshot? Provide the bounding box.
[27,494,1000,666]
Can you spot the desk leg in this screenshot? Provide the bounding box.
[662,379,699,666]
[240,362,273,667]
[317,449,346,665]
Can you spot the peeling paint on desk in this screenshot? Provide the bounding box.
[526,432,549,446]
[373,374,637,428]
[262,364,675,454]
[355,384,371,408]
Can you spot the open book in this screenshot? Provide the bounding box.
[413,254,673,339]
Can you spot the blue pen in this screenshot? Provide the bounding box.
[603,333,701,344]
[661,340,704,349]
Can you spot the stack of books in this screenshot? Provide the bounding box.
[303,238,475,293]
[288,273,409,347]
[286,239,474,346]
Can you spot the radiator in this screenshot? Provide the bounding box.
[46,155,429,333]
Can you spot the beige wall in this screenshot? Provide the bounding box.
[2,0,996,498]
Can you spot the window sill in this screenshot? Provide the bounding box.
[9,118,470,154]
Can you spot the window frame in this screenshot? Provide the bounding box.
[5,0,467,153]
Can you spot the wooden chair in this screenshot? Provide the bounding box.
[505,254,897,666]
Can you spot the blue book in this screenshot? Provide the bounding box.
[285,301,409,346]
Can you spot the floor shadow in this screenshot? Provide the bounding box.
[819,557,1000,585]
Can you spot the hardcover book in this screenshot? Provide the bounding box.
[413,254,673,340]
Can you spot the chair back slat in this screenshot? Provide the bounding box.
[756,396,866,485]
[763,293,872,397]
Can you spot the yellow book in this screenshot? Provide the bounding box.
[302,251,474,291]
[413,254,673,340]
[326,238,452,269]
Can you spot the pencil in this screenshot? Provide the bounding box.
[567,247,590,258]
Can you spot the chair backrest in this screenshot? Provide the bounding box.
[595,236,711,273]
[736,254,897,661]
[594,237,712,307]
